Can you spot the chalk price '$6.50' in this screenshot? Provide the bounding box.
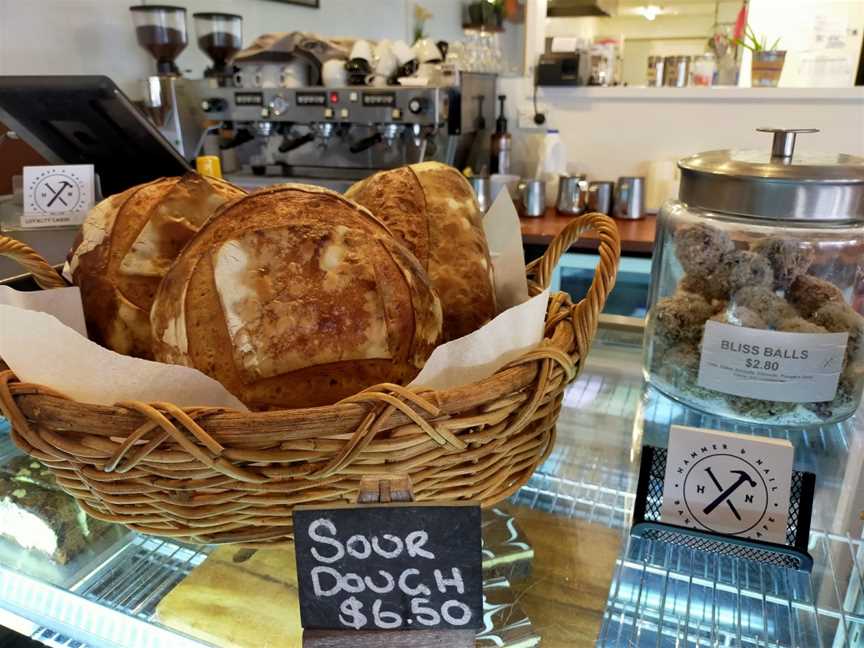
[339,595,473,629]
[744,358,781,372]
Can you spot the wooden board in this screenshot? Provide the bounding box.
[302,628,475,648]
[498,503,623,647]
[155,545,303,648]
[521,209,657,254]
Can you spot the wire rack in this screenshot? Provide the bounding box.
[509,337,864,648]
[23,537,210,648]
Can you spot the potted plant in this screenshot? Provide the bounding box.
[734,25,785,87]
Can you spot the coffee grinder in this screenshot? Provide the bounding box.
[193,12,243,83]
[130,5,202,159]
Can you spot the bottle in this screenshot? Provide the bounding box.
[535,129,567,206]
[490,95,511,175]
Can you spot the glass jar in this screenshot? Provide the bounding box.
[644,128,864,425]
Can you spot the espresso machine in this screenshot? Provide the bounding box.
[198,70,494,190]
[128,4,496,190]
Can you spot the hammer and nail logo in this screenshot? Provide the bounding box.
[669,443,785,540]
[27,170,87,214]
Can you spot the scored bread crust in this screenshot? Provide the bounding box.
[150,183,443,410]
[71,174,245,359]
[346,161,496,341]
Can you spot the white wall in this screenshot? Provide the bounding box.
[501,76,864,197]
[0,0,474,97]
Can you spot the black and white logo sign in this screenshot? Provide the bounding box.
[661,426,793,544]
[27,170,87,214]
[22,164,95,226]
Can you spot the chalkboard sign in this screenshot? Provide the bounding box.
[294,503,483,632]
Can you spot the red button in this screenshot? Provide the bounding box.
[329,91,340,104]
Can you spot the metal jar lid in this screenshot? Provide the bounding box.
[678,128,864,222]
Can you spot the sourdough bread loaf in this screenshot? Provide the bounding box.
[346,162,496,340]
[70,174,245,358]
[150,184,443,410]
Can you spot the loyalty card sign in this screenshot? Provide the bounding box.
[22,165,95,227]
[661,426,794,544]
[294,504,482,631]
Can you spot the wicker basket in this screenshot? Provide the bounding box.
[0,214,620,546]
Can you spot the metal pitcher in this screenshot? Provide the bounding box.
[555,175,587,215]
[518,179,546,217]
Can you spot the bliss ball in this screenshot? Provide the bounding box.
[753,237,814,290]
[804,378,857,421]
[653,342,718,401]
[679,273,728,302]
[653,292,714,344]
[787,274,845,318]
[777,317,828,334]
[811,301,864,359]
[653,342,700,388]
[726,395,795,420]
[843,361,864,383]
[714,250,774,295]
[733,286,797,327]
[674,222,735,278]
[711,306,767,330]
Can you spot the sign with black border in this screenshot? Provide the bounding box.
[294,502,483,632]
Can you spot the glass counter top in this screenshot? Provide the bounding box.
[0,320,861,648]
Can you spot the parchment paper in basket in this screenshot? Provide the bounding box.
[0,285,86,336]
[483,190,529,310]
[410,290,549,391]
[0,305,248,410]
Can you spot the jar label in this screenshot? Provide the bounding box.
[698,321,849,403]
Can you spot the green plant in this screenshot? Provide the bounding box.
[733,25,781,53]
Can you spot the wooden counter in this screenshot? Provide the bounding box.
[500,503,622,647]
[521,208,657,255]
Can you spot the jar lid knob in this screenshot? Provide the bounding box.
[757,127,820,162]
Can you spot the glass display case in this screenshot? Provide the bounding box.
[0,317,861,647]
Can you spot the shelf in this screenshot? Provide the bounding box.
[534,86,864,102]
[462,23,504,33]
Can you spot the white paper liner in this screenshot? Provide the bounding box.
[0,304,247,410]
[410,290,549,391]
[0,286,86,336]
[483,190,530,311]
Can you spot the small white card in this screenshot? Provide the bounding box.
[698,320,848,403]
[22,164,95,228]
[660,426,794,544]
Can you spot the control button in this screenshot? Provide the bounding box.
[339,108,350,119]
[201,98,227,112]
[408,97,428,114]
[324,107,335,119]
[349,91,359,102]
[260,107,271,118]
[330,91,340,104]
[391,108,402,120]
[269,95,289,116]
